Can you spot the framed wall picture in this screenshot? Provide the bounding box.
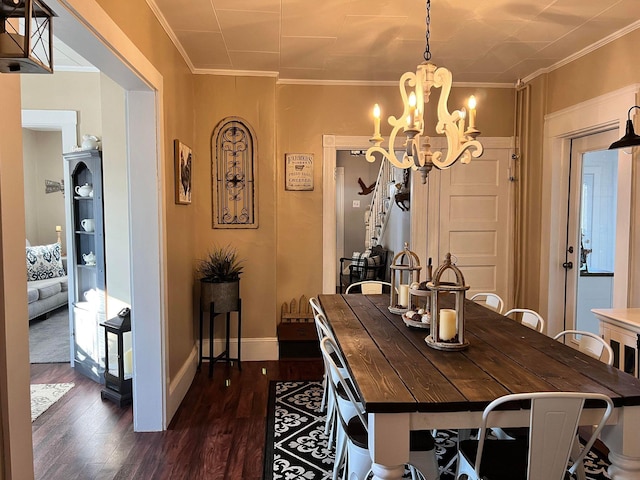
[174,139,192,204]
[285,153,314,191]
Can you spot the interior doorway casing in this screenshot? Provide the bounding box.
[541,84,639,336]
[35,0,168,431]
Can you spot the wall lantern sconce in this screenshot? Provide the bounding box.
[0,0,55,74]
[426,253,470,351]
[100,307,133,407]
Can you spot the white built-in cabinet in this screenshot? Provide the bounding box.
[64,149,106,383]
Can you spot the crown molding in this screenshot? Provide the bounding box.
[145,0,195,73]
[522,19,640,84]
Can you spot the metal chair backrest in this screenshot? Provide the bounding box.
[345,280,393,294]
[470,292,504,314]
[319,336,368,429]
[309,296,324,317]
[553,329,614,366]
[504,308,545,333]
[474,392,613,479]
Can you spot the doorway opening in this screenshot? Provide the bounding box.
[565,130,619,336]
[19,0,167,432]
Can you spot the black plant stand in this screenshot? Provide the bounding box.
[198,298,242,377]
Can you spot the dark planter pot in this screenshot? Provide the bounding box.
[200,279,240,313]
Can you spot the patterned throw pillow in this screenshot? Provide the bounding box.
[364,255,382,279]
[26,243,65,281]
[349,251,370,280]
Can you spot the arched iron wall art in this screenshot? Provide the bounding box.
[211,117,258,229]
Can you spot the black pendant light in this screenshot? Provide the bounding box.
[609,106,640,150]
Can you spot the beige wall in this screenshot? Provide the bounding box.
[193,76,277,339]
[95,0,197,378]
[0,75,35,479]
[22,130,65,247]
[100,73,131,313]
[520,28,640,310]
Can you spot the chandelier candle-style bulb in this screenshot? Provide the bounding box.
[468,96,477,129]
[371,104,383,143]
[458,109,466,136]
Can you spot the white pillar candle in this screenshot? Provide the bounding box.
[398,284,409,308]
[124,348,133,377]
[439,309,457,341]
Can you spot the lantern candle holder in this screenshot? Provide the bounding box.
[0,0,56,74]
[425,253,470,351]
[389,242,421,314]
[100,307,133,407]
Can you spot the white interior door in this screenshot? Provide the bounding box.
[566,130,619,334]
[429,140,513,308]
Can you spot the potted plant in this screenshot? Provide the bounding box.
[197,244,244,313]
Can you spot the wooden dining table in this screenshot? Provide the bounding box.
[318,293,640,480]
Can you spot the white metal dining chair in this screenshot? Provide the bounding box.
[309,296,325,317]
[320,336,440,480]
[553,329,614,480]
[345,280,393,295]
[455,391,614,480]
[504,308,545,333]
[553,330,614,366]
[469,292,504,314]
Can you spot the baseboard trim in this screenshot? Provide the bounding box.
[166,345,198,424]
[166,337,279,423]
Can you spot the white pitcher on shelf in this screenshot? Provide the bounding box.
[75,183,92,197]
[81,135,100,150]
[82,252,96,265]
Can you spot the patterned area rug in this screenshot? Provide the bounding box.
[31,383,74,422]
[263,381,612,480]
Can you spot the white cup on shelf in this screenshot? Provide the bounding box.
[81,218,95,232]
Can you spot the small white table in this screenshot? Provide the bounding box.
[593,308,640,378]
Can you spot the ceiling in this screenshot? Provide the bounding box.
[147,0,640,85]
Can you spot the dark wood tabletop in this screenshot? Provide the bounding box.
[318,293,640,414]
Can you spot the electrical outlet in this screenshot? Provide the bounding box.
[352,200,360,208]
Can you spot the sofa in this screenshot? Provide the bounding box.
[26,242,68,321]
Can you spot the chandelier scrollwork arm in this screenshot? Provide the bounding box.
[365,0,484,182]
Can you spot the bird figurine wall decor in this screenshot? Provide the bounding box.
[357,177,375,195]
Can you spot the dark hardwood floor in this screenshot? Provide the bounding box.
[31,359,323,480]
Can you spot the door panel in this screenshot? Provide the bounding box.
[434,145,512,304]
[566,130,618,334]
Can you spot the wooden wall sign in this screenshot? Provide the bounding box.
[285,153,314,191]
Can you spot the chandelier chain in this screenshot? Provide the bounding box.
[424,0,431,61]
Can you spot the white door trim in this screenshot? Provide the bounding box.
[541,84,639,336]
[53,0,168,431]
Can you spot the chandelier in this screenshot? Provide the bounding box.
[365,0,483,183]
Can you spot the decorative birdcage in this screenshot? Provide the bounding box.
[426,253,470,351]
[389,242,421,314]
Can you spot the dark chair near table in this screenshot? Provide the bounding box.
[455,391,613,480]
[320,336,440,480]
[339,245,389,293]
